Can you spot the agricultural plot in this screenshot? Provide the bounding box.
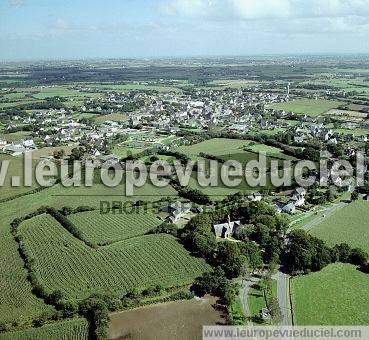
[310,201,369,253]
[267,99,343,116]
[17,214,210,299]
[174,138,251,158]
[0,319,89,340]
[31,87,95,99]
[292,263,369,325]
[325,109,367,119]
[95,113,128,123]
[84,82,182,93]
[0,131,30,142]
[0,154,40,201]
[0,175,178,324]
[304,78,369,95]
[68,210,162,246]
[187,153,292,200]
[108,297,224,340]
[111,145,144,158]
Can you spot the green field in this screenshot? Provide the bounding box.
[95,113,128,122]
[248,282,266,318]
[267,99,343,116]
[31,87,95,99]
[0,318,88,340]
[17,213,209,300]
[68,210,162,246]
[111,145,144,157]
[0,131,30,142]
[0,154,40,200]
[310,201,369,253]
[292,263,369,325]
[247,279,277,323]
[83,82,182,93]
[0,175,178,324]
[175,138,250,158]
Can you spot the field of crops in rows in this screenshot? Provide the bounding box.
[18,214,209,300]
[69,210,162,246]
[0,180,178,324]
[0,319,88,340]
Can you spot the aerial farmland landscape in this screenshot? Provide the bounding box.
[1,1,369,340]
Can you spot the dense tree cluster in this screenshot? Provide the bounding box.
[283,229,369,274]
[180,201,288,278]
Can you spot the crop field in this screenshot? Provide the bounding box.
[68,210,162,246]
[85,82,183,93]
[174,138,251,158]
[325,109,367,118]
[17,213,210,299]
[0,176,178,324]
[31,87,95,99]
[292,263,369,325]
[29,146,75,159]
[0,319,89,340]
[95,113,128,123]
[0,154,40,200]
[267,99,343,116]
[303,78,369,94]
[310,201,369,253]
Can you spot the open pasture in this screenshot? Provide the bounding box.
[175,138,251,158]
[292,263,369,325]
[95,113,128,123]
[267,99,343,116]
[310,201,369,253]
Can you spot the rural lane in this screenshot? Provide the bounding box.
[273,270,291,326]
[300,201,348,232]
[238,276,260,321]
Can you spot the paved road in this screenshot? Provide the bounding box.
[273,270,291,326]
[300,201,348,231]
[238,276,261,320]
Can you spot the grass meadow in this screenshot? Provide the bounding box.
[310,201,369,253]
[292,263,369,325]
[267,99,343,116]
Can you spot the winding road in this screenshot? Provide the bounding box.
[239,196,352,327]
[238,276,261,321]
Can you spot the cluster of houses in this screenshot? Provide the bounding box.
[275,187,307,214]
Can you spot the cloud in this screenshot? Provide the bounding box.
[8,0,25,8]
[160,0,369,20]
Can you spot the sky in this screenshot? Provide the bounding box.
[1,0,369,61]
